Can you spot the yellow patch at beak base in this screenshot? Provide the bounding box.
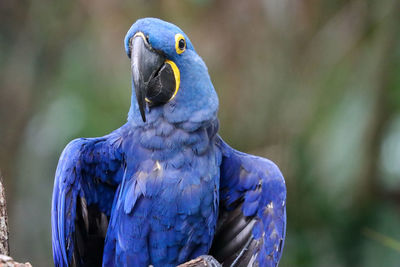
[165,60,180,101]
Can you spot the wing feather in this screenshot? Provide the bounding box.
[211,136,286,267]
[51,132,124,267]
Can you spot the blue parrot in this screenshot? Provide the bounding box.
[52,18,286,267]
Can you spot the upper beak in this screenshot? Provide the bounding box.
[130,32,178,122]
[130,33,164,122]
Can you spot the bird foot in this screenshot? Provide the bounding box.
[178,255,221,267]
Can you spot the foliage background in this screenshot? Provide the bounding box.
[1,0,400,266]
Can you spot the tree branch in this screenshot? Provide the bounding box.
[0,170,9,256]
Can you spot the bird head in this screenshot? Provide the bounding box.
[125,18,218,124]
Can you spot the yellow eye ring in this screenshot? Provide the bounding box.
[175,33,186,54]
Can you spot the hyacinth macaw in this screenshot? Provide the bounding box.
[52,18,286,267]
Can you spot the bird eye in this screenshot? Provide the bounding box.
[175,33,186,54]
[179,39,185,50]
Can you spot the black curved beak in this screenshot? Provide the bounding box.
[130,33,177,122]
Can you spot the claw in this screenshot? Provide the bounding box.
[199,255,222,267]
[178,255,222,267]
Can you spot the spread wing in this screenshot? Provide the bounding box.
[211,136,286,267]
[51,132,124,267]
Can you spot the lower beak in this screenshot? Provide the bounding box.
[130,33,177,122]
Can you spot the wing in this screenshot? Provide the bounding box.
[51,131,124,267]
[210,136,286,267]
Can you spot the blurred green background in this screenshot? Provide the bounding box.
[1,0,400,266]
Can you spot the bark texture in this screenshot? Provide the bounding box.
[0,171,8,256]
[0,255,31,267]
[0,171,31,266]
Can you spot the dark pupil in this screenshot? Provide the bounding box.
[178,39,185,50]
